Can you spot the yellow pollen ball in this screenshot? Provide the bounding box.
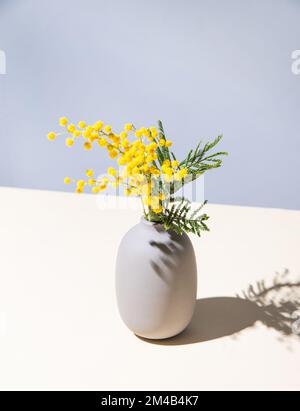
[84,142,92,150]
[78,121,86,129]
[109,150,118,159]
[77,180,85,188]
[92,186,100,194]
[88,178,96,186]
[59,117,68,127]
[47,132,56,141]
[180,168,188,178]
[73,130,81,138]
[124,123,133,132]
[104,125,112,134]
[64,177,71,185]
[165,140,173,147]
[94,121,104,131]
[68,124,76,133]
[86,169,94,177]
[98,138,107,147]
[159,139,166,147]
[108,167,117,177]
[83,130,91,139]
[66,138,74,147]
[118,157,127,166]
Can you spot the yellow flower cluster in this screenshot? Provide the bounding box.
[48,117,189,216]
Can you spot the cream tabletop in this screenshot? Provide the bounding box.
[0,187,299,391]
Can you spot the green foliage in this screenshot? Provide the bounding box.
[180,134,228,176]
[152,199,210,237]
[148,120,228,237]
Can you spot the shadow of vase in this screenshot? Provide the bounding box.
[139,297,260,346]
[139,270,300,346]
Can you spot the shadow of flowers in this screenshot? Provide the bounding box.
[140,269,300,346]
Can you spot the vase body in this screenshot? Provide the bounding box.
[115,218,197,339]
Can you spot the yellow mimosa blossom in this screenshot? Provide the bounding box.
[66,138,74,147]
[64,177,71,185]
[84,142,92,150]
[118,157,127,166]
[67,124,76,133]
[141,164,149,173]
[132,166,140,175]
[47,132,56,141]
[90,131,99,142]
[135,130,143,138]
[151,129,158,138]
[83,129,91,139]
[48,117,226,224]
[78,121,86,129]
[111,135,120,146]
[88,178,96,186]
[121,139,129,148]
[124,123,133,132]
[150,166,160,177]
[109,149,119,159]
[77,180,85,189]
[142,196,152,207]
[98,138,107,147]
[179,168,188,179]
[94,121,104,131]
[101,177,109,185]
[73,130,81,138]
[108,167,117,177]
[92,186,100,194]
[59,117,68,127]
[146,155,154,164]
[86,169,94,177]
[104,125,112,134]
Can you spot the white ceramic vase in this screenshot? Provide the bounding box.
[116,218,197,339]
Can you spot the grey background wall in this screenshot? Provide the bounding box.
[0,0,299,210]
